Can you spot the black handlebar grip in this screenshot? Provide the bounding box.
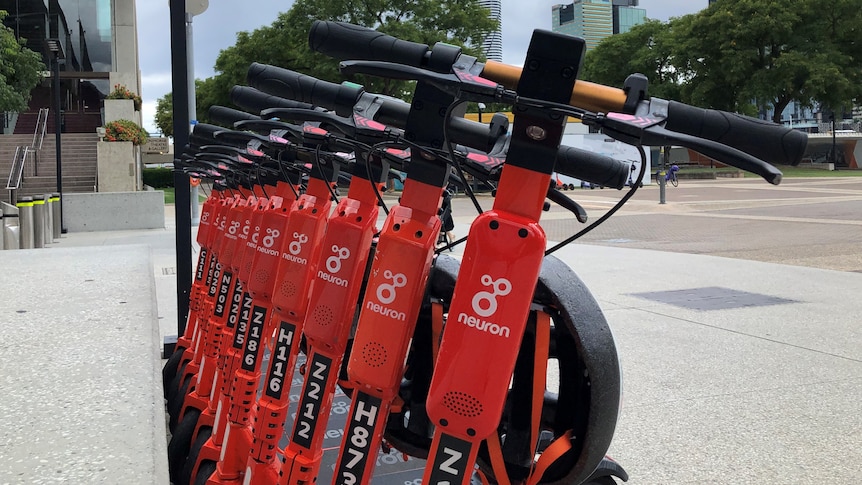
[246,62,363,117]
[555,146,630,190]
[229,86,315,114]
[665,101,808,166]
[309,20,429,66]
[207,106,260,127]
[189,123,224,144]
[448,117,498,153]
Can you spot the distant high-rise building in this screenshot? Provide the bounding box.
[552,1,613,51]
[612,0,646,34]
[478,0,503,62]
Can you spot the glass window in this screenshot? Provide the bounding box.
[0,0,112,72]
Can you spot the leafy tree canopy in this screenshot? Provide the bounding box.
[202,0,498,113]
[154,91,173,137]
[155,79,219,137]
[0,10,46,112]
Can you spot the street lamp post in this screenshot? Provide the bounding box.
[46,38,66,233]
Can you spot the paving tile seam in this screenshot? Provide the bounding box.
[607,195,862,210]
[621,211,862,226]
[619,376,862,409]
[608,306,862,365]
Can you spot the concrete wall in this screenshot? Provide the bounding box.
[112,0,142,97]
[104,98,137,126]
[98,141,137,192]
[64,192,164,232]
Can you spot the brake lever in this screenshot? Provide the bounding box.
[378,146,411,172]
[213,129,276,149]
[233,119,305,141]
[261,107,401,142]
[339,60,516,104]
[546,186,588,223]
[588,112,783,185]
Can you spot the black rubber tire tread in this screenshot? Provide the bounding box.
[162,347,185,397]
[193,459,218,485]
[180,426,213,485]
[584,478,617,485]
[168,373,193,432]
[167,407,201,483]
[166,360,189,417]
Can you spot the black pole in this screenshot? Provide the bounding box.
[53,54,65,233]
[169,0,192,353]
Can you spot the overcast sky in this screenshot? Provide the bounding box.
[136,0,708,134]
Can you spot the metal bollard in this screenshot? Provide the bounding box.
[51,193,61,240]
[42,194,52,245]
[17,196,34,249]
[0,208,4,250]
[32,195,45,249]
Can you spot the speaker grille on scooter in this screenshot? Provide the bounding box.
[311,305,333,327]
[244,260,254,277]
[279,280,297,298]
[361,341,387,367]
[254,268,270,286]
[443,391,484,418]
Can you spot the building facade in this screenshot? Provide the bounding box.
[0,0,140,134]
[613,0,646,34]
[477,0,502,62]
[552,1,613,51]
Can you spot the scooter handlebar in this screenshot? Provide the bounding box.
[246,62,363,117]
[305,20,807,168]
[229,86,316,114]
[207,106,260,127]
[309,20,430,67]
[556,146,630,190]
[664,101,807,166]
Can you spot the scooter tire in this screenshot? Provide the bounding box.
[192,459,217,485]
[180,426,213,485]
[162,347,185,397]
[166,359,189,416]
[168,373,193,432]
[168,407,201,483]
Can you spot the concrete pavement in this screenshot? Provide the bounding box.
[1,177,860,484]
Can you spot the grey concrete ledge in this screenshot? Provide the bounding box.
[0,245,169,484]
[64,191,165,232]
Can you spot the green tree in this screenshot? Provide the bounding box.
[582,20,684,101]
[202,0,498,111]
[154,91,173,137]
[154,79,220,137]
[0,10,46,112]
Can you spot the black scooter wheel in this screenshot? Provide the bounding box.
[192,459,217,485]
[168,407,201,483]
[168,373,193,432]
[162,347,185,397]
[180,426,213,485]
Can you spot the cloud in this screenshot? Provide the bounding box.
[141,100,159,135]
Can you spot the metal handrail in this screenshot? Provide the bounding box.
[6,147,25,189]
[35,108,49,149]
